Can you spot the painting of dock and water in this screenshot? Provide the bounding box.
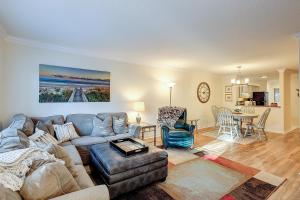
[39,64,110,103]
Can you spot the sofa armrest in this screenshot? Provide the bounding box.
[128,124,141,138]
[50,185,109,200]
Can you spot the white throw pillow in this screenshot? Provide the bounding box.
[29,128,59,147]
[53,122,79,143]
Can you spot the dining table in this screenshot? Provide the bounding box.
[233,113,259,136]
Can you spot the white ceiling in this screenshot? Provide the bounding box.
[0,0,299,73]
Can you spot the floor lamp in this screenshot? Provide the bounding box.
[167,82,176,106]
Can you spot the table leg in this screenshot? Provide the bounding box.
[240,120,243,136]
[154,127,156,146]
[142,129,144,140]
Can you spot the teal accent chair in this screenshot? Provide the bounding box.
[161,110,195,149]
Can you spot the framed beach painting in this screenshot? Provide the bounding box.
[39,64,110,103]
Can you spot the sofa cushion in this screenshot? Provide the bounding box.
[36,120,52,135]
[71,136,107,146]
[9,114,34,136]
[91,115,114,137]
[45,144,78,177]
[73,165,94,189]
[49,185,109,200]
[62,145,83,165]
[0,184,22,200]
[0,128,30,153]
[31,115,64,125]
[20,162,80,200]
[32,115,64,136]
[104,133,132,141]
[66,114,96,136]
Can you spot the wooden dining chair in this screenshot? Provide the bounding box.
[250,108,271,140]
[217,108,239,140]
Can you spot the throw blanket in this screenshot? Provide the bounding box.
[0,147,63,191]
[157,106,185,128]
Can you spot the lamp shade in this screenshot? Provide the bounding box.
[133,102,145,112]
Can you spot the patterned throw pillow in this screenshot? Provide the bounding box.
[112,116,128,135]
[29,128,59,147]
[91,116,114,137]
[53,122,79,143]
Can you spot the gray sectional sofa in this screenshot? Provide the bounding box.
[31,112,141,165]
[1,112,141,200]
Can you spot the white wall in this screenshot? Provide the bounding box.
[185,70,222,128]
[1,41,222,129]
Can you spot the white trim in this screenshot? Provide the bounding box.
[5,36,100,58]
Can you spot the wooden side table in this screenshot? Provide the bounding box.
[188,119,200,133]
[136,122,157,146]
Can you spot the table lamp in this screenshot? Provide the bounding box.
[133,101,145,124]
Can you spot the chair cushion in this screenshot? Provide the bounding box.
[104,133,132,141]
[90,143,168,175]
[71,136,107,146]
[168,129,191,137]
[73,165,94,189]
[66,114,96,136]
[62,145,83,165]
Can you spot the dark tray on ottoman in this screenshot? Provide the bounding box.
[110,138,149,157]
[90,142,168,198]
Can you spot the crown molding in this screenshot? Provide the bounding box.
[5,36,101,58]
[296,32,300,39]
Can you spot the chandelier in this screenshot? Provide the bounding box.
[231,66,249,85]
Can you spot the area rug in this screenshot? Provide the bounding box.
[161,147,198,165]
[115,184,174,200]
[202,130,259,145]
[159,159,249,200]
[221,171,286,200]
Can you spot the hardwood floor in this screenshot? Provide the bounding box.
[146,128,300,200]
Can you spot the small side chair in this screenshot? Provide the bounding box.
[160,109,195,149]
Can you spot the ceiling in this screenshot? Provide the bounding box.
[0,0,299,74]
